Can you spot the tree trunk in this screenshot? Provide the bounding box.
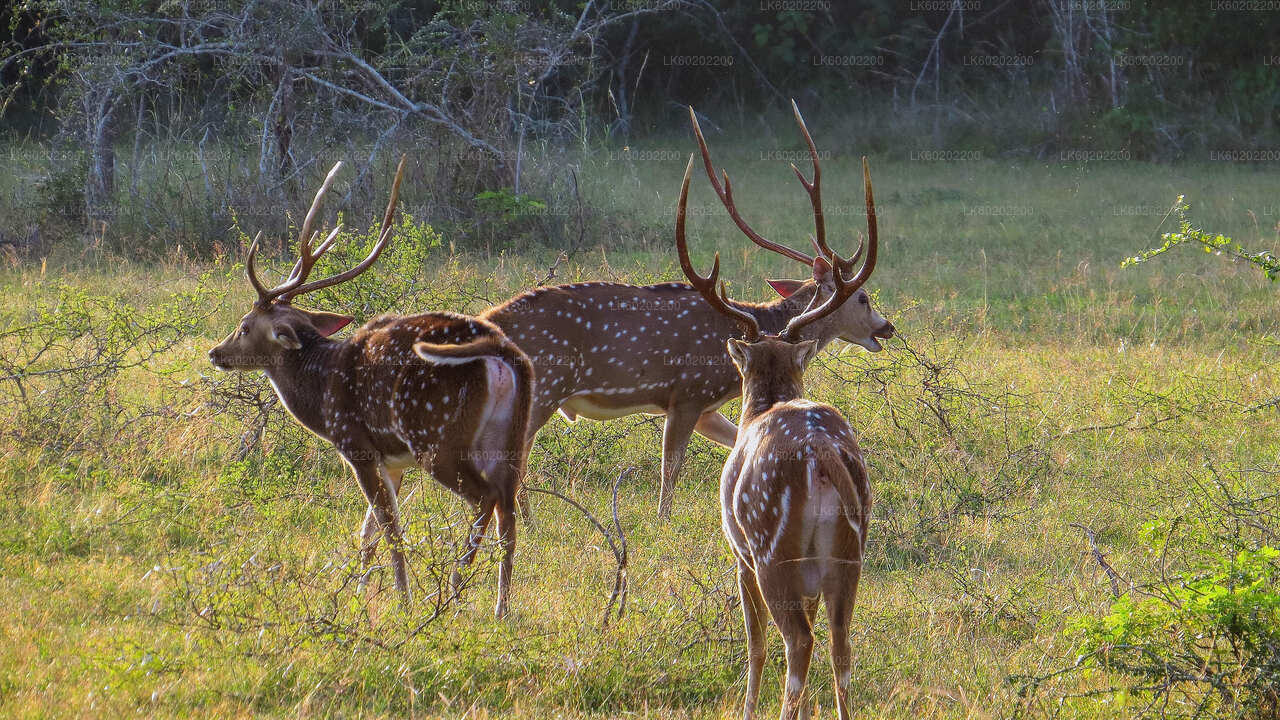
[275,66,295,178]
[86,89,118,223]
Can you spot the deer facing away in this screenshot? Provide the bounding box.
[482,102,893,519]
[676,149,877,719]
[208,158,533,618]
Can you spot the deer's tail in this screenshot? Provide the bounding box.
[413,336,512,364]
[806,447,869,539]
[413,332,534,489]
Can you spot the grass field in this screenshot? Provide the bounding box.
[1,147,1278,718]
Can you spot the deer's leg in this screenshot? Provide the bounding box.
[349,460,411,602]
[759,570,815,720]
[694,410,739,448]
[738,561,769,720]
[658,407,700,519]
[357,467,406,595]
[824,578,858,720]
[452,495,496,593]
[493,494,517,619]
[359,467,405,567]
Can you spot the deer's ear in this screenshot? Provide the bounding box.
[766,279,804,298]
[300,309,354,337]
[270,324,302,350]
[726,338,750,370]
[811,256,833,282]
[793,339,819,368]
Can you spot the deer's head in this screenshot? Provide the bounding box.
[209,158,405,372]
[725,335,819,394]
[688,102,894,352]
[764,260,894,352]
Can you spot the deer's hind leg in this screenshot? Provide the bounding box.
[824,575,858,720]
[758,565,817,720]
[738,560,769,720]
[492,491,517,619]
[426,451,494,596]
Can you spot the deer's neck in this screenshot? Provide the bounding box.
[739,375,805,425]
[263,334,344,439]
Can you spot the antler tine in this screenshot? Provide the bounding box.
[791,99,860,279]
[297,162,344,255]
[781,156,878,340]
[854,156,878,285]
[687,106,814,267]
[789,101,830,260]
[279,154,408,301]
[675,153,760,342]
[245,231,271,304]
[251,161,346,303]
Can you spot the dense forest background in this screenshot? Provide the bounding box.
[2,0,1279,254]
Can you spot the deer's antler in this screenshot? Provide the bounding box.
[688,106,816,268]
[675,154,761,342]
[780,157,878,340]
[789,100,862,277]
[246,156,407,306]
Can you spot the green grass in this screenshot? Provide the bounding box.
[1,149,1278,718]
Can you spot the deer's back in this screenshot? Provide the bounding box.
[484,282,746,413]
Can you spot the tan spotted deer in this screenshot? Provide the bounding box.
[208,158,533,618]
[484,101,893,519]
[676,151,876,720]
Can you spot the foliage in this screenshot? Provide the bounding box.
[0,277,219,456]
[1123,196,1280,281]
[1067,535,1280,716]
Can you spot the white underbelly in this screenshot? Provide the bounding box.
[559,394,664,421]
[384,452,417,470]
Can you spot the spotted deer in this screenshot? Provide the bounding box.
[208,158,533,618]
[484,101,893,519]
[676,151,876,720]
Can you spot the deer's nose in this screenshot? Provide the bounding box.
[875,321,896,339]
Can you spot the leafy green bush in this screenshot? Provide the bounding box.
[0,279,218,457]
[1069,543,1280,718]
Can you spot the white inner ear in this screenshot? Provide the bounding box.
[271,328,301,349]
[797,341,818,367]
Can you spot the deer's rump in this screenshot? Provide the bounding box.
[343,313,533,489]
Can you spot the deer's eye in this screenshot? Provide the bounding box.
[858,295,869,305]
[239,324,250,336]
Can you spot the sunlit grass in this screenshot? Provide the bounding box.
[1,153,1278,718]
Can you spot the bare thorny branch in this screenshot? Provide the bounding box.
[527,467,632,630]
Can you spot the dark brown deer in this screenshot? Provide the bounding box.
[676,151,876,720]
[483,101,893,519]
[208,158,533,618]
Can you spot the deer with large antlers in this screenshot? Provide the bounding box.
[208,158,533,618]
[484,102,893,519]
[676,150,876,720]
